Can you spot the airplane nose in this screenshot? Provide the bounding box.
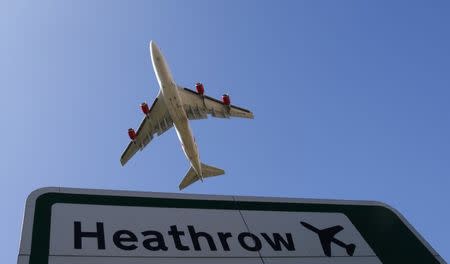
[150,41,159,56]
[149,40,173,84]
[150,40,156,50]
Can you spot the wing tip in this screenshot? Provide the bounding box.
[120,157,128,166]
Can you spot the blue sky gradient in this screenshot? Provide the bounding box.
[1,0,449,262]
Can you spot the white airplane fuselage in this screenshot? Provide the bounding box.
[150,42,203,178]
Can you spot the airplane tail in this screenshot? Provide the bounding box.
[179,163,224,190]
[201,163,225,177]
[346,243,356,256]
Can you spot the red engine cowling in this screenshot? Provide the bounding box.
[141,102,150,115]
[128,128,137,140]
[222,94,231,105]
[196,82,205,95]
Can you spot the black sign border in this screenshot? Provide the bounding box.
[27,191,440,264]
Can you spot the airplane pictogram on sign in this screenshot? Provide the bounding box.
[300,221,356,257]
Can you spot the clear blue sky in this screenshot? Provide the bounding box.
[1,0,449,262]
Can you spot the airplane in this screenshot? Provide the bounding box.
[300,221,356,257]
[120,41,254,190]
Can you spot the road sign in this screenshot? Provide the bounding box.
[18,187,445,264]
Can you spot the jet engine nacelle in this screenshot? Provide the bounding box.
[222,94,231,105]
[196,82,204,95]
[141,102,150,115]
[128,128,137,140]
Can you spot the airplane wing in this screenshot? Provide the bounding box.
[319,225,344,257]
[323,225,344,237]
[178,86,254,120]
[320,238,332,257]
[120,95,173,166]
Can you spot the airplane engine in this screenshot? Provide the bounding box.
[222,94,231,105]
[141,102,150,115]
[128,128,137,140]
[196,82,204,95]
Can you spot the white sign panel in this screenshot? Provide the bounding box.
[18,188,445,264]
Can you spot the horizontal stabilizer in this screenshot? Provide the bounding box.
[179,163,224,190]
[201,163,225,177]
[179,167,198,190]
